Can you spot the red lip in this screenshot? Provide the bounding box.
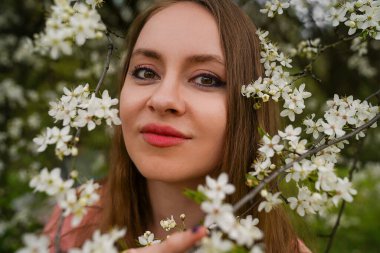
[141,124,190,147]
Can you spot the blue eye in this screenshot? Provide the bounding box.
[131,67,160,80]
[191,74,225,88]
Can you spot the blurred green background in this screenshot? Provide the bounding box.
[0,0,379,252]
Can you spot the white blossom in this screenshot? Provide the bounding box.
[203,173,235,201]
[331,177,357,206]
[138,231,161,246]
[303,114,323,139]
[285,160,316,182]
[278,124,301,142]
[327,7,347,27]
[287,186,314,216]
[196,231,233,253]
[260,0,290,18]
[16,234,49,253]
[258,135,284,158]
[321,114,346,138]
[201,201,235,231]
[29,167,73,197]
[258,190,283,212]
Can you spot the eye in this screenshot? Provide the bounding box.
[131,66,160,80]
[190,73,225,88]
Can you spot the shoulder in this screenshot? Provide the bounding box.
[298,239,312,253]
[44,197,103,251]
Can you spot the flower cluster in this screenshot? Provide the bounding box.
[259,0,380,40]
[49,84,121,130]
[328,1,380,39]
[197,173,263,252]
[34,0,106,59]
[290,38,321,60]
[33,126,75,158]
[160,215,177,232]
[306,95,378,140]
[259,0,290,18]
[0,78,26,108]
[241,29,311,121]
[348,37,377,78]
[248,94,378,216]
[17,228,125,253]
[29,168,100,227]
[33,84,121,158]
[69,228,126,253]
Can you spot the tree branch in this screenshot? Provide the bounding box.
[95,32,114,94]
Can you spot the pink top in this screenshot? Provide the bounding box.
[44,205,101,252]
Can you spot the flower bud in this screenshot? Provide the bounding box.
[95,31,103,38]
[347,21,356,28]
[254,102,262,110]
[262,94,270,102]
[70,170,79,179]
[71,147,78,156]
[260,189,268,197]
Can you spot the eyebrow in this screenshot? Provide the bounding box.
[131,48,225,66]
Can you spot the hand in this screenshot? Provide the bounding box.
[124,226,207,253]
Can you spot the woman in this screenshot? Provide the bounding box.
[45,0,308,252]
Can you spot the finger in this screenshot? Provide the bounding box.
[161,226,207,253]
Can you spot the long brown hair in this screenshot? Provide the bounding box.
[99,0,299,252]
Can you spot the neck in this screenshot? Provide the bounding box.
[147,178,205,240]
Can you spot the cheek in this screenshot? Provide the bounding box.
[194,97,227,166]
[119,83,145,127]
[177,92,227,182]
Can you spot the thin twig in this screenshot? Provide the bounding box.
[324,139,363,253]
[365,89,380,101]
[310,133,326,150]
[95,32,114,93]
[233,110,380,213]
[291,33,361,80]
[54,32,114,253]
[107,28,126,39]
[54,213,65,253]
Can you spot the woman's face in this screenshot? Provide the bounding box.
[120,2,227,184]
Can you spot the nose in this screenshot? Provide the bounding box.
[146,75,186,116]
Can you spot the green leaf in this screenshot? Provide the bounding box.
[183,188,207,204]
[229,245,250,253]
[257,126,267,138]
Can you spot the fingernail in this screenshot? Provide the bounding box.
[191,225,200,234]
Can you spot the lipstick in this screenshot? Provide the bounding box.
[141,124,190,147]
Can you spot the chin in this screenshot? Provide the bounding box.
[134,159,208,185]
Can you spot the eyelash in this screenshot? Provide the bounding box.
[130,66,225,88]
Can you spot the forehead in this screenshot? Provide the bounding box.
[134,2,224,60]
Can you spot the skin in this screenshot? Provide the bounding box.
[119,2,227,252]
